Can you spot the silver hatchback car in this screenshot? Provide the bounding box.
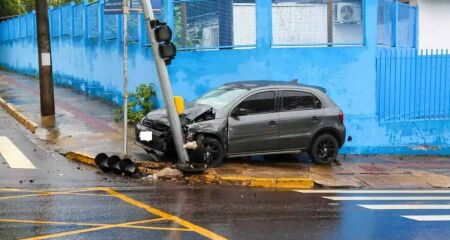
[136,80,346,168]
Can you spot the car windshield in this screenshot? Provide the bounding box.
[195,86,249,110]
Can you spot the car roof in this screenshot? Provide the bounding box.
[223,80,327,93]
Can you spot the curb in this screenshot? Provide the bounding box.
[189,173,315,189]
[65,152,96,166]
[65,151,314,189]
[0,96,39,133]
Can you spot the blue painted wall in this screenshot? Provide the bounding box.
[0,0,449,155]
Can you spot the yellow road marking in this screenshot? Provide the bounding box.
[0,218,190,232]
[0,187,227,239]
[21,218,169,240]
[0,187,104,193]
[0,189,112,201]
[0,136,36,169]
[102,188,228,240]
[0,188,42,193]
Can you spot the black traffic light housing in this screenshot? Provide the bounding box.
[151,20,176,65]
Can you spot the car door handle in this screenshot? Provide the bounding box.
[268,121,277,127]
[311,116,319,122]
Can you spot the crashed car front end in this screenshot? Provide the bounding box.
[135,104,225,159]
[135,117,174,156]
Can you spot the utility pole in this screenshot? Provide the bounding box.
[122,0,129,156]
[327,0,334,47]
[140,0,191,168]
[35,0,55,117]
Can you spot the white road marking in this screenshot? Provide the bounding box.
[324,196,450,201]
[359,204,450,210]
[295,190,450,194]
[402,215,450,221]
[0,136,36,169]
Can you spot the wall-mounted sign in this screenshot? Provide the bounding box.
[104,0,123,14]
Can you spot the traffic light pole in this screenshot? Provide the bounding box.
[140,0,191,167]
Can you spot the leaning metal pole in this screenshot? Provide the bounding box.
[140,0,190,166]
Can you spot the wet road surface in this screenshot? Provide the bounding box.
[1,109,450,240]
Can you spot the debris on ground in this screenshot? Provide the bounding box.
[155,167,184,179]
[141,174,157,181]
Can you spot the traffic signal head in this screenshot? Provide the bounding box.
[154,24,172,43]
[159,42,177,65]
[150,20,177,65]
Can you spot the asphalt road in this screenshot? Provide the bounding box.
[1,109,450,240]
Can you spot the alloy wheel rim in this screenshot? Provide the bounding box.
[203,144,218,163]
[317,139,336,161]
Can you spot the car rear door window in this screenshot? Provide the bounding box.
[281,91,321,111]
[238,91,276,114]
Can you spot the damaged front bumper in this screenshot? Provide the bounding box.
[135,122,173,154]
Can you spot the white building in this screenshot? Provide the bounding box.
[409,0,450,49]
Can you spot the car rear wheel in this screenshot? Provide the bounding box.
[309,134,339,165]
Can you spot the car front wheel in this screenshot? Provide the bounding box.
[309,134,339,165]
[190,137,224,168]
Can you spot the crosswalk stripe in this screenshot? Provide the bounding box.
[359,204,450,210]
[0,136,36,169]
[324,196,450,201]
[402,215,450,221]
[295,190,450,194]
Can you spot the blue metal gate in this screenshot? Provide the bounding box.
[377,48,450,122]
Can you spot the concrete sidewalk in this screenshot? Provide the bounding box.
[0,70,151,163]
[189,154,450,188]
[1,70,449,189]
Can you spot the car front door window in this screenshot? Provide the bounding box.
[237,91,275,115]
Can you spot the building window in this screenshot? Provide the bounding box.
[272,0,363,47]
[173,0,256,50]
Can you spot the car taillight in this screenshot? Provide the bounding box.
[339,111,344,124]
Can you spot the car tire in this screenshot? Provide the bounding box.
[191,137,224,168]
[308,134,339,165]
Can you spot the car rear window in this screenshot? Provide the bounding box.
[281,91,322,111]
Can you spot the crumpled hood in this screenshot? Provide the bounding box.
[144,103,213,125]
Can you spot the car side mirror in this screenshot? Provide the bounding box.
[233,107,249,117]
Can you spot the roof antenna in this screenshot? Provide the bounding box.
[291,79,298,84]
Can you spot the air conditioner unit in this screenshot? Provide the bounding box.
[334,2,361,24]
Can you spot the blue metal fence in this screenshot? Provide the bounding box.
[52,8,61,37]
[0,1,163,42]
[377,0,417,48]
[397,2,416,48]
[104,14,118,39]
[61,4,72,36]
[127,14,140,42]
[272,0,364,47]
[172,0,256,50]
[377,48,450,122]
[377,0,393,46]
[73,3,84,37]
[87,2,100,38]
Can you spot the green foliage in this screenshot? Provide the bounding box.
[114,84,157,123]
[0,0,24,18]
[0,0,87,17]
